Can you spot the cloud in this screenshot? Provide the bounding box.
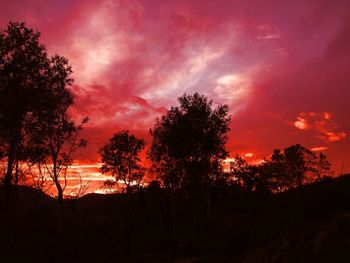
[294,116,309,130]
[293,112,346,143]
[310,146,328,152]
[320,132,346,143]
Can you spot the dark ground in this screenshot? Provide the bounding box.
[1,174,350,262]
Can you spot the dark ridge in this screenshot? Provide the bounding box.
[0,174,349,262]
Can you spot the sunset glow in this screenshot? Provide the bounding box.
[1,0,349,195]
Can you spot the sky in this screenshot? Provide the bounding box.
[1,0,349,192]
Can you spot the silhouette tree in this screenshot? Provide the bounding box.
[314,152,333,180]
[103,179,117,193]
[235,144,334,192]
[230,155,267,192]
[0,22,80,192]
[267,144,324,189]
[230,155,251,186]
[35,116,88,205]
[100,130,145,193]
[148,92,231,237]
[0,22,48,187]
[99,130,145,254]
[24,50,89,204]
[149,93,231,191]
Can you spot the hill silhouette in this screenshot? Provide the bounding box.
[1,174,350,262]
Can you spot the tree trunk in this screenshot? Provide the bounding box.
[53,175,63,205]
[53,160,63,205]
[4,146,15,188]
[14,161,19,186]
[56,181,64,205]
[5,127,21,188]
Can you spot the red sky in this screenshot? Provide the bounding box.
[1,0,349,180]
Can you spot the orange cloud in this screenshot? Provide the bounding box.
[294,112,346,143]
[294,116,309,130]
[321,131,347,143]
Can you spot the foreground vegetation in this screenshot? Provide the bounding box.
[1,174,350,262]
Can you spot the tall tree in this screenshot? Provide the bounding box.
[0,22,48,187]
[30,51,88,204]
[148,93,231,191]
[0,22,79,191]
[148,93,231,236]
[99,130,145,254]
[36,116,88,205]
[99,130,145,193]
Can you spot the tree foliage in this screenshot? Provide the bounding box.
[230,154,266,192]
[100,130,145,192]
[0,22,50,186]
[0,22,82,192]
[0,22,87,205]
[36,116,88,204]
[231,144,333,192]
[148,93,231,238]
[148,93,231,191]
